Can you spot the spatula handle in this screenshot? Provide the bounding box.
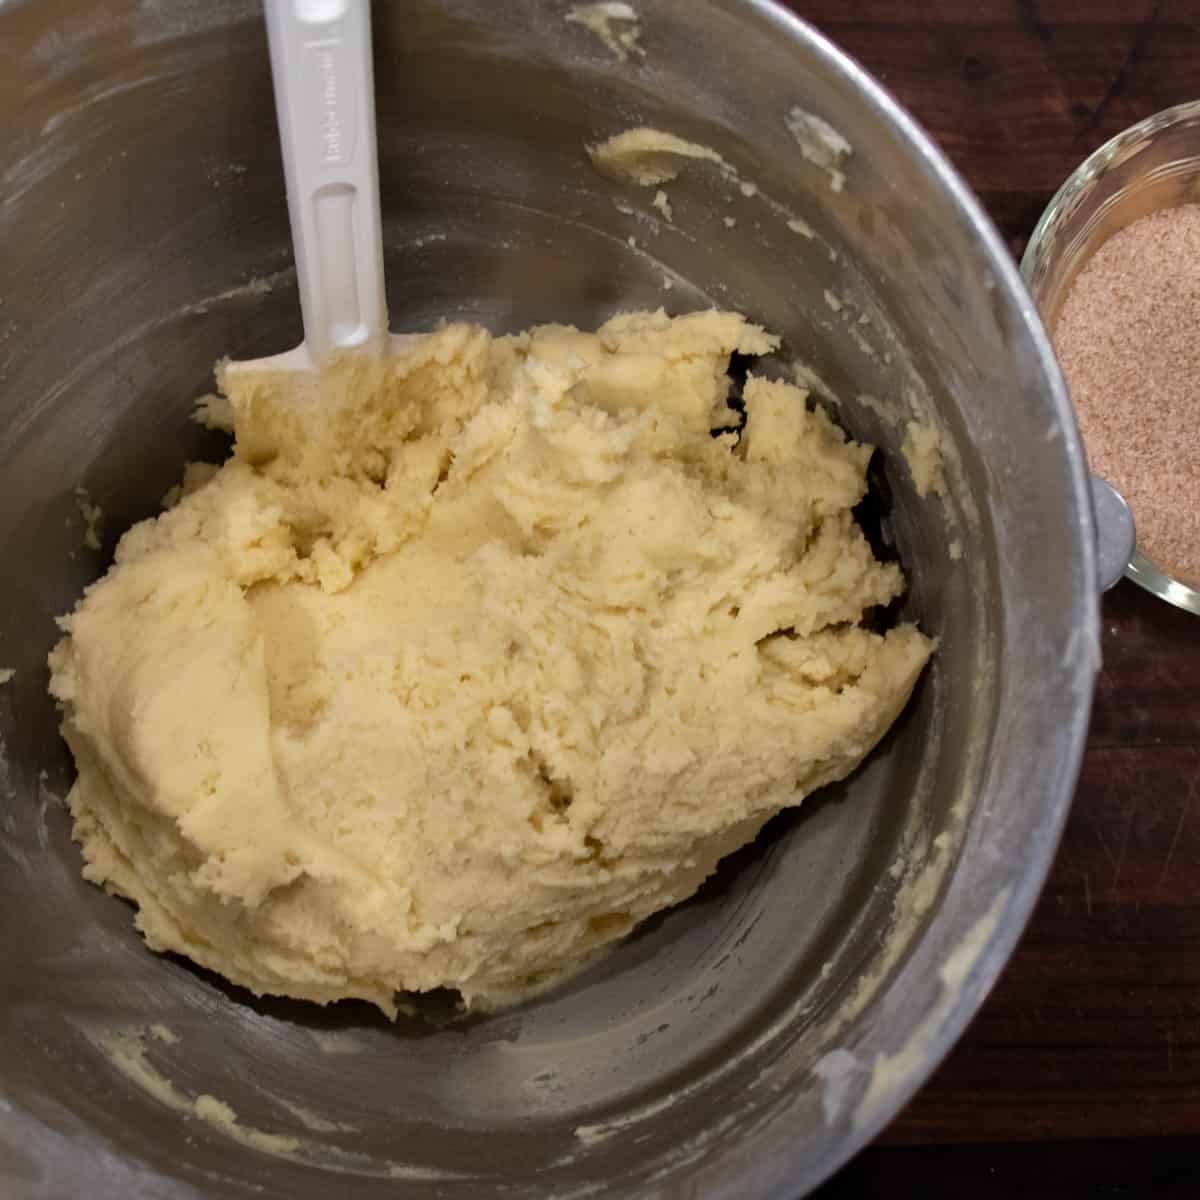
[263,0,387,364]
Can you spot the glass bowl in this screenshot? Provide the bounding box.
[1022,100,1200,616]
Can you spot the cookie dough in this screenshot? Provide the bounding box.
[587,128,729,186]
[49,309,933,1015]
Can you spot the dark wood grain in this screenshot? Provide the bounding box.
[809,0,1200,257]
[879,584,1200,1146]
[817,1136,1200,1198]
[785,0,1200,1190]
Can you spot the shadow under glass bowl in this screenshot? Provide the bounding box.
[1022,99,1200,617]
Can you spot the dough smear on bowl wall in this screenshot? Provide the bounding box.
[48,308,933,1016]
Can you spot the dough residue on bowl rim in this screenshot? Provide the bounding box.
[88,1026,301,1157]
[565,2,644,63]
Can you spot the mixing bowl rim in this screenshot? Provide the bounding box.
[677,3,1099,1195]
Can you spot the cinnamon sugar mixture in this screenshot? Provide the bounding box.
[1054,204,1200,586]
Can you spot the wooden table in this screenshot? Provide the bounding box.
[792,2,1200,1195]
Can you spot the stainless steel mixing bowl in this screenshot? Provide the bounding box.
[0,2,1098,1196]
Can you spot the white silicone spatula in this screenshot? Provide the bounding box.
[227,0,388,379]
